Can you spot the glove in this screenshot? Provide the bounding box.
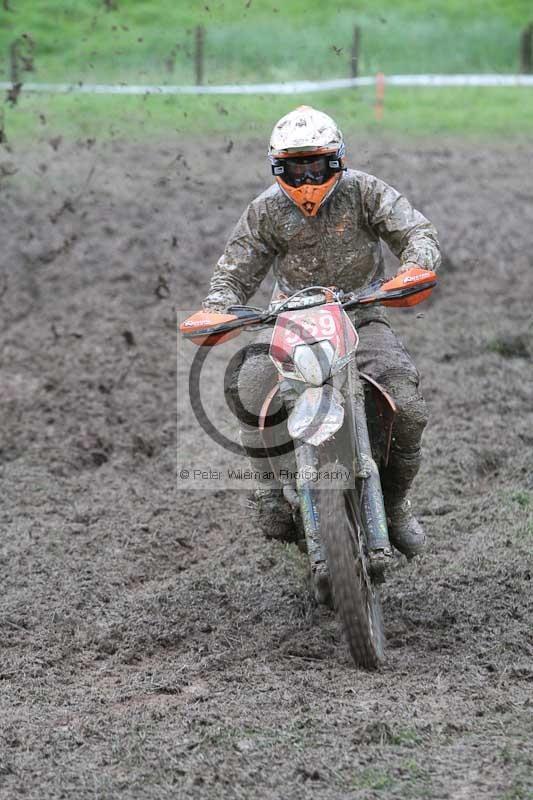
[397,261,423,275]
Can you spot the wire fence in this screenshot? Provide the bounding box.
[3,20,533,90]
[2,74,533,96]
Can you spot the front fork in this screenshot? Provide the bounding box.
[293,442,324,571]
[292,441,332,603]
[347,361,392,557]
[271,380,325,572]
[278,364,392,573]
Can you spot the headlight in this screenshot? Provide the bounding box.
[292,340,335,386]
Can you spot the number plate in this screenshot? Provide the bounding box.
[270,304,358,364]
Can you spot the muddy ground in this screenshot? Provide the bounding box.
[0,133,532,799]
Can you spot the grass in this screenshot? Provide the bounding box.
[1,1,531,142]
[2,84,532,145]
[0,0,531,86]
[353,763,432,795]
[486,332,532,358]
[357,767,395,790]
[502,787,530,800]
[511,491,530,508]
[390,727,423,747]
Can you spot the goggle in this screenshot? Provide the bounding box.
[272,155,341,187]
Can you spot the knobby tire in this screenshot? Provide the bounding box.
[317,468,385,669]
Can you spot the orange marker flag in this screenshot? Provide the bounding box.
[375,72,385,121]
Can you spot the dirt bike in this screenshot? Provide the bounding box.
[180,267,437,669]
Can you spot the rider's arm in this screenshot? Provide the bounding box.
[203,197,279,311]
[360,174,441,273]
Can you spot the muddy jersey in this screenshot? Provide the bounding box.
[203,169,441,320]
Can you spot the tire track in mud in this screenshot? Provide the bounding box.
[0,137,531,799]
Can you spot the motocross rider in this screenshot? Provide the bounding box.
[203,106,441,558]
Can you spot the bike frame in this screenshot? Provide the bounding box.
[260,300,392,569]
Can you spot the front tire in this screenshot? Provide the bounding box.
[317,473,385,669]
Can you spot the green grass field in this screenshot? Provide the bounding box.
[5,85,532,144]
[1,0,531,84]
[1,0,532,140]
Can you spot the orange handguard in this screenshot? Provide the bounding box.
[179,310,241,346]
[381,267,436,307]
[359,267,437,308]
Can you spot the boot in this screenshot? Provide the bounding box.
[253,487,297,543]
[312,561,332,607]
[381,449,427,559]
[386,498,426,559]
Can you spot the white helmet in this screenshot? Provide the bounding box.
[269,105,344,158]
[268,106,345,217]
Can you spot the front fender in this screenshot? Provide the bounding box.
[287,384,344,446]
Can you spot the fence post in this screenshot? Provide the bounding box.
[350,25,360,79]
[9,39,19,84]
[195,25,205,85]
[165,44,179,74]
[520,23,533,74]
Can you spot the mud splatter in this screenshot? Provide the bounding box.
[0,137,531,799]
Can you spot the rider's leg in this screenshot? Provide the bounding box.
[224,330,295,541]
[355,320,429,558]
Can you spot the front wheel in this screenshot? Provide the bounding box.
[317,471,385,669]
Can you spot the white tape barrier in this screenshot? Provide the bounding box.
[1,74,533,96]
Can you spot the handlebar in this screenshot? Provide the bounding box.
[180,267,438,344]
